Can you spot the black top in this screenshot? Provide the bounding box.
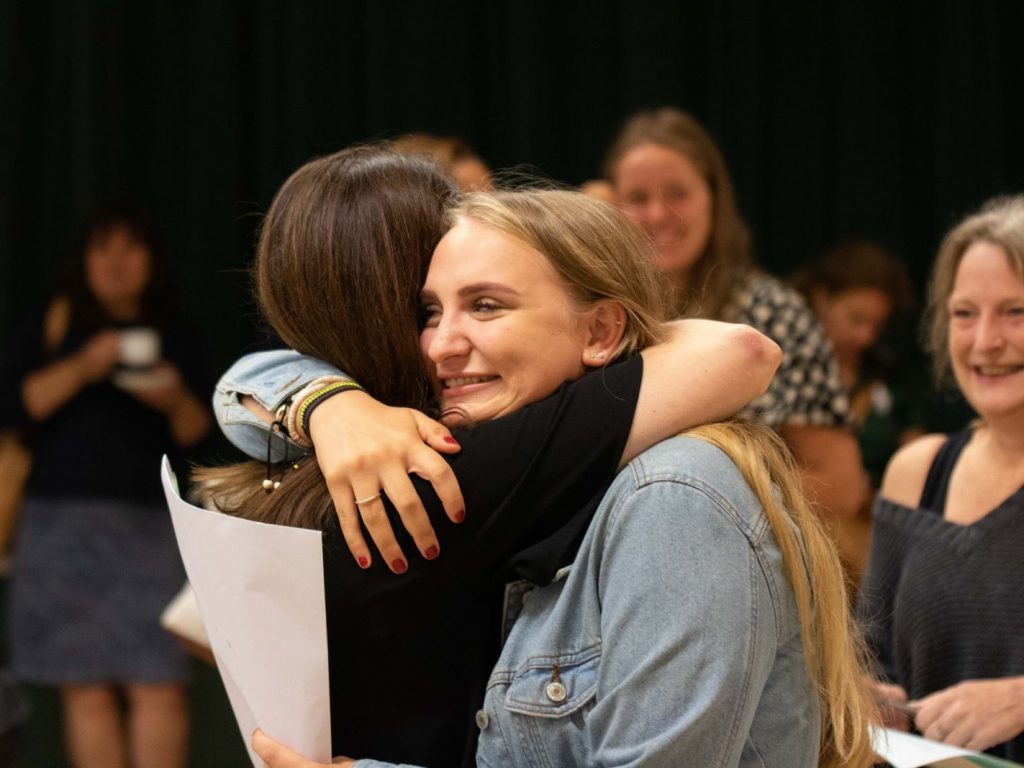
[0,305,211,504]
[918,428,972,514]
[858,429,1024,761]
[320,355,642,767]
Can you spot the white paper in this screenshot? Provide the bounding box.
[871,726,978,767]
[161,457,331,766]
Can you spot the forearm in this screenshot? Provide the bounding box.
[168,390,212,447]
[213,350,347,460]
[625,320,781,465]
[21,354,88,421]
[784,425,868,522]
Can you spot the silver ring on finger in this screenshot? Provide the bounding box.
[354,492,382,506]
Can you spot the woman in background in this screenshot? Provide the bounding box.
[792,241,921,488]
[5,207,211,768]
[858,195,1024,760]
[604,107,869,566]
[390,133,492,192]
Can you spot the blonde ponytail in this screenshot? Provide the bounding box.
[683,420,877,768]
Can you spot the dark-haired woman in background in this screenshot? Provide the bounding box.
[3,208,211,768]
[793,241,923,489]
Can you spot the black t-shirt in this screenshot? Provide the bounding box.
[1,305,212,504]
[321,355,642,767]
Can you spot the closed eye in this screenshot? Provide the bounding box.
[421,304,442,328]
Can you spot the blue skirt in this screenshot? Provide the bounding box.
[8,496,189,686]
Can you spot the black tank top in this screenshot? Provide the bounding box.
[918,429,972,514]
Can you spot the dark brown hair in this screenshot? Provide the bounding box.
[604,108,752,320]
[791,240,913,315]
[64,204,177,333]
[195,146,458,527]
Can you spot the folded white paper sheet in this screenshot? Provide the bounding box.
[871,726,1006,767]
[161,457,332,766]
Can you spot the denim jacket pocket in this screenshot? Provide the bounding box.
[503,644,601,719]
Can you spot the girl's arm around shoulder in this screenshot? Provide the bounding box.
[625,319,780,466]
[878,433,948,509]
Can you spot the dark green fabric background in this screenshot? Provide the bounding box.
[2,0,1023,361]
[0,2,1022,765]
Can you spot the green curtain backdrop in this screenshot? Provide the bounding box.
[2,0,1023,363]
[0,1,1022,766]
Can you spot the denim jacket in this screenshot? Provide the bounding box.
[213,350,341,461]
[214,356,820,766]
[357,437,820,768]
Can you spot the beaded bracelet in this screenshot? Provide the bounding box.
[297,381,366,442]
[284,376,360,444]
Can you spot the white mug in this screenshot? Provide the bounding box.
[119,328,161,368]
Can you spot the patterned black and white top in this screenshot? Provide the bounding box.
[721,272,850,429]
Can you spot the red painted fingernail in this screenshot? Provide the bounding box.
[424,545,439,560]
[452,508,465,523]
[357,556,369,569]
[391,558,408,574]
[444,436,460,446]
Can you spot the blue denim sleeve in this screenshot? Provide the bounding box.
[213,350,346,461]
[352,760,422,768]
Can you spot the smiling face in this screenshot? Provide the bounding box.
[947,240,1024,421]
[420,219,591,423]
[614,143,713,283]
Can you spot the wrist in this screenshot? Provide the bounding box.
[287,376,366,445]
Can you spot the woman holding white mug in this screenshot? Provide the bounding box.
[3,206,211,768]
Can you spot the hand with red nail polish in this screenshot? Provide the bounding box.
[306,392,467,569]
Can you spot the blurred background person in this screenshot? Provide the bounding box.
[793,241,923,490]
[603,107,869,568]
[3,206,211,768]
[858,195,1024,761]
[579,178,617,205]
[390,133,492,191]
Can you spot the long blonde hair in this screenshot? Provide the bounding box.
[457,190,875,765]
[683,420,876,768]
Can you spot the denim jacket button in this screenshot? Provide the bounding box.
[545,681,567,703]
[475,709,490,730]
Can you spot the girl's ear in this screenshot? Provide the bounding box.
[581,301,627,368]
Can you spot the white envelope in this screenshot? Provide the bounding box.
[161,457,332,766]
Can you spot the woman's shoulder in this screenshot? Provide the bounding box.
[878,433,948,508]
[621,435,760,520]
